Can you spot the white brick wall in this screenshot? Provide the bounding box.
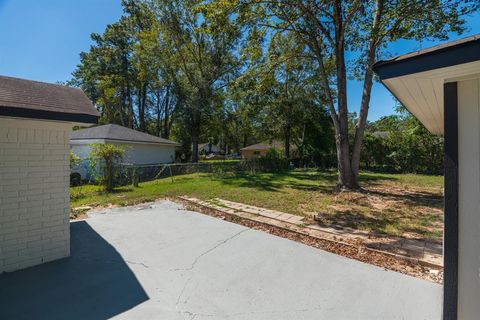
[0,117,72,273]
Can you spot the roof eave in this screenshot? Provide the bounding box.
[0,106,99,125]
[70,137,179,146]
[373,36,480,80]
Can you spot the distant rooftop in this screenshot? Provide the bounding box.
[0,75,98,124]
[71,124,180,145]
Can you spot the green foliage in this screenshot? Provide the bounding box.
[257,148,290,173]
[361,111,443,174]
[70,0,476,184]
[89,144,125,191]
[205,0,476,188]
[69,150,80,169]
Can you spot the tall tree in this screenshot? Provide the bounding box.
[71,17,135,127]
[258,32,324,158]
[150,0,242,162]
[210,0,478,189]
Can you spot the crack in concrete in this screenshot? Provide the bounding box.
[125,260,149,268]
[175,229,249,309]
[180,306,323,319]
[173,229,249,272]
[225,306,324,316]
[181,310,216,319]
[176,274,193,306]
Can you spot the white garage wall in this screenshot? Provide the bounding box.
[70,140,176,180]
[0,118,71,273]
[114,142,175,165]
[70,140,100,181]
[71,141,176,165]
[457,78,480,319]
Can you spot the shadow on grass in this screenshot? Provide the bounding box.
[366,189,443,209]
[212,170,339,193]
[71,185,135,201]
[358,172,398,185]
[211,171,297,192]
[209,170,404,194]
[287,183,335,193]
[316,210,396,235]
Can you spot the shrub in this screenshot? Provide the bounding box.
[258,148,290,172]
[69,150,80,169]
[89,144,125,191]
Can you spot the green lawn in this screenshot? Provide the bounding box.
[71,169,444,240]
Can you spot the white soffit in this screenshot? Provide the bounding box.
[381,60,480,135]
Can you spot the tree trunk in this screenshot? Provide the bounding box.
[191,109,201,163]
[191,136,199,163]
[351,0,384,182]
[138,83,147,132]
[127,84,134,129]
[333,0,358,190]
[163,87,171,138]
[284,122,291,158]
[156,89,162,136]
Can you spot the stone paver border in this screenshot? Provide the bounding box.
[178,196,443,269]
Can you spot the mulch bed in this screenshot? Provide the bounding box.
[177,198,443,284]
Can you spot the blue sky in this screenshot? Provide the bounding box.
[0,0,479,121]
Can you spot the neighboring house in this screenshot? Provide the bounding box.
[198,142,221,155]
[0,75,98,273]
[373,34,480,319]
[70,124,179,180]
[240,140,293,159]
[372,131,389,139]
[240,143,272,159]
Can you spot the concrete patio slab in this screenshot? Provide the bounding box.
[195,197,443,267]
[0,200,442,320]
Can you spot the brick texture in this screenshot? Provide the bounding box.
[0,117,72,273]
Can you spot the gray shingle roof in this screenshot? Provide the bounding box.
[0,75,99,123]
[71,124,180,145]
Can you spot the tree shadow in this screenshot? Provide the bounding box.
[287,183,335,193]
[212,172,290,192]
[316,210,395,235]
[365,189,443,209]
[0,221,149,320]
[214,170,340,193]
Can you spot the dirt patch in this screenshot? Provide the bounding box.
[314,184,444,241]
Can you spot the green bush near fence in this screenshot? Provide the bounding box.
[89,144,125,191]
[257,148,290,173]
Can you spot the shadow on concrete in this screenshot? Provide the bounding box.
[0,221,148,320]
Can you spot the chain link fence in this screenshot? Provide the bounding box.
[116,161,247,185]
[71,158,293,187]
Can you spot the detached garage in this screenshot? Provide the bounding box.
[0,75,98,273]
[374,34,480,320]
[70,124,179,180]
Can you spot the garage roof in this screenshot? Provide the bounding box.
[240,143,273,151]
[71,124,180,146]
[373,34,480,135]
[0,75,99,124]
